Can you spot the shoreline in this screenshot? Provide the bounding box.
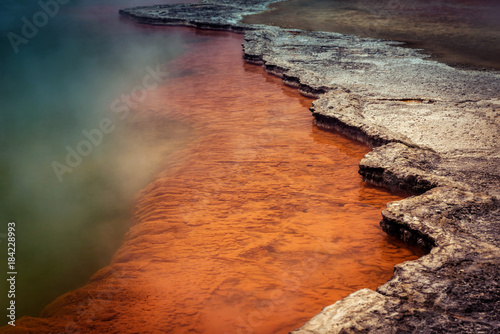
[118,1,500,332]
[3,0,497,332]
[0,24,423,332]
[242,0,500,72]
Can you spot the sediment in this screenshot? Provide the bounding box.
[7,0,499,333]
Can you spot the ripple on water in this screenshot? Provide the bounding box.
[33,30,422,334]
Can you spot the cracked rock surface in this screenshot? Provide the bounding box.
[243,26,500,333]
[29,1,500,333]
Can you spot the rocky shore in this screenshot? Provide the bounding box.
[3,1,496,333]
[243,24,500,333]
[119,1,500,332]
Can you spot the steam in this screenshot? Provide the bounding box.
[0,0,196,318]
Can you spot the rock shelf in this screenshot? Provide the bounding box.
[12,0,497,333]
[238,13,500,331]
[120,0,500,332]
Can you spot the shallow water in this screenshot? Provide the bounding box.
[1,1,421,331]
[0,0,198,318]
[80,30,422,333]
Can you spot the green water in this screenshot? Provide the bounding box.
[0,0,199,318]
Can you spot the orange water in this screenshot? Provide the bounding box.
[30,29,420,334]
[103,30,420,334]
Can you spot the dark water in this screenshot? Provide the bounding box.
[0,0,199,318]
[244,0,500,70]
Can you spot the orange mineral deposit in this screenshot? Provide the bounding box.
[14,29,421,334]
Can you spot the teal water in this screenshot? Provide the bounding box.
[0,0,198,318]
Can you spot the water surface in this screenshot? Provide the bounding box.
[0,0,197,318]
[244,0,500,70]
[1,1,422,331]
[46,29,421,334]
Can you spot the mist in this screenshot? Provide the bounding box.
[0,0,198,318]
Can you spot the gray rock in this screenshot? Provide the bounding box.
[119,0,282,32]
[117,2,500,333]
[292,187,500,333]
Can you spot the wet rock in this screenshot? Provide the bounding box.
[359,142,500,198]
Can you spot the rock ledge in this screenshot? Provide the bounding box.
[15,1,498,333]
[121,1,500,333]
